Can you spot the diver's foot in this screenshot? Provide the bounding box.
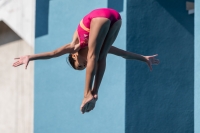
[80,93,94,114]
[85,94,98,112]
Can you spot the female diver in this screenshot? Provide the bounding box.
[13,8,159,114]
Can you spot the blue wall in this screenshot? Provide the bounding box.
[35,0,196,133]
[35,0,126,133]
[126,0,194,133]
[195,0,200,132]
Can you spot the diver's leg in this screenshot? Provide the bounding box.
[86,20,122,112]
[81,18,111,114]
[93,20,122,95]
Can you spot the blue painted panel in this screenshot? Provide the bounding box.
[195,0,200,133]
[126,0,194,133]
[35,0,126,133]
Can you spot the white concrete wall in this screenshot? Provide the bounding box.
[0,0,35,132]
[0,0,35,47]
[0,39,34,133]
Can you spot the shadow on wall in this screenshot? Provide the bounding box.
[126,0,194,133]
[107,0,124,12]
[156,0,194,36]
[35,0,50,38]
[0,21,21,46]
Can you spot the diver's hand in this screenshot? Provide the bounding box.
[13,55,30,69]
[144,54,159,71]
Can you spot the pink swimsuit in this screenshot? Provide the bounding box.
[77,8,121,48]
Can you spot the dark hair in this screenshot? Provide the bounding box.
[67,53,76,69]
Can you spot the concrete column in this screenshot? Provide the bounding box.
[0,21,34,133]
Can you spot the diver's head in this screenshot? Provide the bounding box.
[68,52,87,70]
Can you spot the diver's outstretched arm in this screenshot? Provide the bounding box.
[108,46,146,61]
[12,43,76,69]
[13,30,80,69]
[108,46,160,70]
[31,30,79,59]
